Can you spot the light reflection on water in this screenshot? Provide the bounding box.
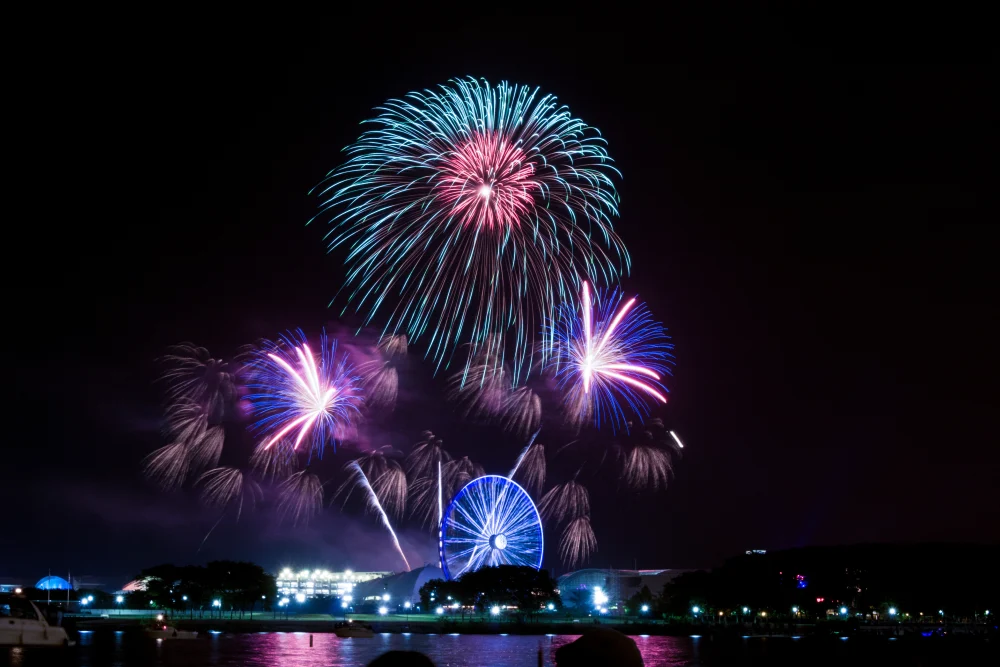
[5,631,696,667]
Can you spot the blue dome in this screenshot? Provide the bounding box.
[35,576,72,591]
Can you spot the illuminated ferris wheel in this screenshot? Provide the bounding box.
[439,475,544,580]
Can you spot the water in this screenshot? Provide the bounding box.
[3,631,996,666]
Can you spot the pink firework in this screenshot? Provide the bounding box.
[438,132,538,229]
[246,330,362,457]
[548,282,673,430]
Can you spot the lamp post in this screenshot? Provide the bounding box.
[404,601,411,623]
[116,595,124,616]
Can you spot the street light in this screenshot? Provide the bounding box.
[296,593,306,603]
[888,608,897,616]
[383,593,391,601]
[547,603,555,611]
[840,607,848,615]
[436,606,444,615]
[641,604,649,613]
[792,606,799,614]
[742,607,749,614]
[691,606,700,614]
[13,588,21,595]
[939,610,944,616]
[491,606,500,616]
[116,595,124,616]
[378,607,388,616]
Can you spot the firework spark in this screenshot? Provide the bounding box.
[159,344,243,420]
[249,440,297,481]
[405,431,451,481]
[188,425,225,473]
[510,441,546,499]
[559,516,597,568]
[539,480,591,525]
[344,461,411,571]
[142,443,190,491]
[198,467,261,519]
[276,470,324,525]
[246,330,362,457]
[548,282,673,430]
[312,77,629,381]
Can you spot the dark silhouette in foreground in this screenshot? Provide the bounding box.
[555,628,644,667]
[367,650,436,667]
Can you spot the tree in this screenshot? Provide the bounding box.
[625,585,654,615]
[458,566,560,621]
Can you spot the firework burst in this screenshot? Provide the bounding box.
[142,443,190,491]
[159,343,244,421]
[276,470,324,525]
[548,282,673,431]
[246,330,362,458]
[312,77,629,381]
[559,516,597,568]
[539,480,591,525]
[198,467,261,519]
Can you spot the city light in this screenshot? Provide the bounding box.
[760,611,767,617]
[641,604,649,613]
[404,601,411,609]
[378,607,388,615]
[718,611,724,617]
[13,588,21,595]
[116,596,123,604]
[599,607,608,614]
[593,587,609,607]
[341,602,347,609]
[436,607,444,615]
[939,610,944,616]
[213,599,221,608]
[840,607,848,615]
[344,595,352,603]
[88,595,94,602]
[149,601,155,606]
[81,598,89,606]
[547,603,555,611]
[742,607,749,613]
[792,606,799,614]
[157,614,163,621]
[491,606,500,616]
[296,593,306,603]
[280,598,289,606]
[888,608,897,616]
[182,595,188,601]
[383,593,391,601]
[986,610,991,616]
[691,606,700,614]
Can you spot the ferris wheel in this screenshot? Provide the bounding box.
[439,475,544,580]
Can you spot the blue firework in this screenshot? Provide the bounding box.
[244,330,362,459]
[439,475,543,580]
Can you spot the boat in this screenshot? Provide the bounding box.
[0,593,75,647]
[143,615,199,639]
[334,620,374,638]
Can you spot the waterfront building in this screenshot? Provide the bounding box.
[275,568,391,599]
[557,568,691,609]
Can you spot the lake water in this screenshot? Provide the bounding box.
[2,630,996,666]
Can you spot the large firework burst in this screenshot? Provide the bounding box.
[245,330,362,458]
[547,282,673,431]
[312,77,629,381]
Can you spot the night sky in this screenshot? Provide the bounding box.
[7,17,996,585]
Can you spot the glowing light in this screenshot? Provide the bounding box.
[313,77,628,383]
[641,604,649,613]
[182,595,188,601]
[246,330,361,457]
[213,599,221,607]
[939,610,944,615]
[378,607,388,615]
[600,607,608,614]
[156,614,164,621]
[13,588,21,595]
[440,475,543,580]
[548,283,672,430]
[341,602,347,609]
[296,594,306,603]
[436,607,444,615]
[692,606,700,614]
[593,588,609,607]
[840,607,848,615]
[888,607,897,616]
[547,603,555,611]
[742,607,749,613]
[404,601,411,609]
[81,598,89,606]
[792,606,799,613]
[491,606,500,616]
[669,431,685,448]
[115,596,123,604]
[760,611,767,617]
[88,595,94,602]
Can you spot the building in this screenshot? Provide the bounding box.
[0,581,24,593]
[275,568,391,600]
[557,568,691,609]
[352,565,444,607]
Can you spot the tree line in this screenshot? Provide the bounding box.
[419,565,560,621]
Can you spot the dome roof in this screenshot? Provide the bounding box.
[35,575,73,591]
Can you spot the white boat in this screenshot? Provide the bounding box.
[0,593,75,647]
[334,621,374,638]
[144,616,198,639]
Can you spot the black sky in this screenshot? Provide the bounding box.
[6,14,997,583]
